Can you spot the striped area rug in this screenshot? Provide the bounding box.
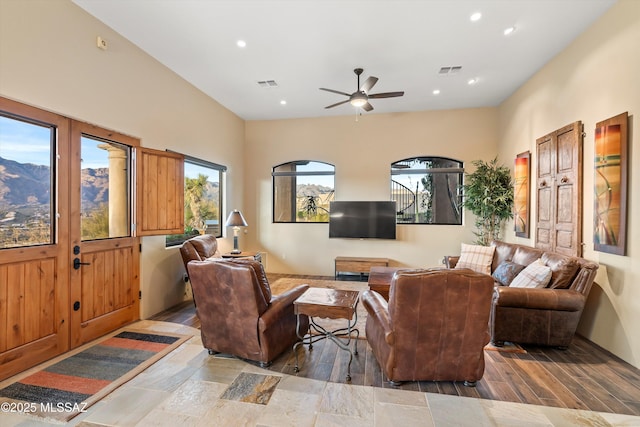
[0,329,190,423]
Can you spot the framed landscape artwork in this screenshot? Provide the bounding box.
[514,151,530,238]
[594,112,628,255]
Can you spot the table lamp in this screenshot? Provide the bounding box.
[225,209,248,254]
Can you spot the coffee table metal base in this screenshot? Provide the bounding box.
[293,311,359,381]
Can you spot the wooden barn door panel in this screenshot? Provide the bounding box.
[535,121,583,257]
[536,135,554,251]
[136,147,184,236]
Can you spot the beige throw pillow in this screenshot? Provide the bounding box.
[509,259,552,288]
[455,243,495,275]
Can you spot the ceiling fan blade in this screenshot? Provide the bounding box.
[360,76,378,93]
[362,102,374,112]
[325,99,350,109]
[368,91,404,99]
[319,87,351,97]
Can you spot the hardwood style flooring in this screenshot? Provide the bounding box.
[150,274,640,417]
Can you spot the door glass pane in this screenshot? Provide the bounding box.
[0,115,53,249]
[81,136,130,240]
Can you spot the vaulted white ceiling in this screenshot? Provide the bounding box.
[73,0,615,120]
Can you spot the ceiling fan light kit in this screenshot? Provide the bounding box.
[350,93,368,107]
[320,67,404,113]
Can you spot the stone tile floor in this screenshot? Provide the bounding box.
[2,320,639,426]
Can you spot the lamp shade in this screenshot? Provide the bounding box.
[225,210,248,227]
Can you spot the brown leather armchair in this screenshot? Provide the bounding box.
[362,268,494,386]
[186,257,309,366]
[180,234,221,277]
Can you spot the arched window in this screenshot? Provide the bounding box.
[391,157,463,224]
[272,160,335,223]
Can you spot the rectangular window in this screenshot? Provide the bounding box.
[0,115,54,248]
[166,155,225,247]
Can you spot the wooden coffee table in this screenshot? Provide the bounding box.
[292,287,360,381]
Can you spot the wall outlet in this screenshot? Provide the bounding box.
[96,36,108,50]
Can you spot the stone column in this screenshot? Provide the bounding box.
[98,143,128,237]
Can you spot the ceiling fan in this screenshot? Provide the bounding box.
[320,68,404,112]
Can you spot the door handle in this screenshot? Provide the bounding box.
[73,257,91,270]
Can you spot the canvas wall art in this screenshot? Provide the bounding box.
[514,151,530,238]
[594,112,628,255]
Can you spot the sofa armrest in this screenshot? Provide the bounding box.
[260,284,309,328]
[361,290,394,345]
[493,286,585,312]
[444,256,459,269]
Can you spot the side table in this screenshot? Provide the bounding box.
[221,251,262,264]
[292,287,360,381]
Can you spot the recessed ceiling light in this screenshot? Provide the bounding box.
[504,26,516,36]
[468,78,478,85]
[280,100,287,105]
[470,12,482,22]
[432,89,441,95]
[236,40,246,48]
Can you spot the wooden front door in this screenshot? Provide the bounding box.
[1,97,184,380]
[68,121,140,347]
[0,98,71,380]
[535,121,583,257]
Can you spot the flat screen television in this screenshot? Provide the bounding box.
[329,201,396,239]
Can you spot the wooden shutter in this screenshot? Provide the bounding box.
[136,147,184,236]
[535,121,583,257]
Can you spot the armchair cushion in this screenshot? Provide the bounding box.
[454,243,495,275]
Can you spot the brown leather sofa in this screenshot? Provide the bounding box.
[179,234,221,277]
[362,268,494,386]
[186,257,309,366]
[445,240,599,349]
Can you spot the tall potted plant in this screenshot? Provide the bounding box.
[463,157,514,246]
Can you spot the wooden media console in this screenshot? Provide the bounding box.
[334,256,389,280]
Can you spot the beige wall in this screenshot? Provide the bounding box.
[245,109,498,275]
[3,0,637,369]
[497,0,640,367]
[0,0,245,318]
